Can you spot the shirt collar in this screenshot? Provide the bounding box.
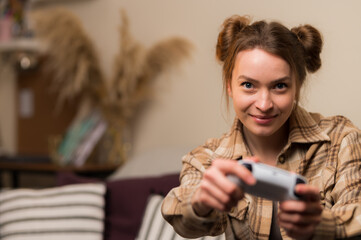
[212,118,249,160]
[288,106,330,144]
[214,106,330,160]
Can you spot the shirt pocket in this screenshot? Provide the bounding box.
[307,172,330,208]
[227,198,251,240]
[228,198,249,220]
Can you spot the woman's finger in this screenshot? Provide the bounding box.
[205,163,239,195]
[279,200,322,214]
[294,184,320,202]
[194,187,226,212]
[200,176,232,205]
[280,221,315,239]
[278,211,322,225]
[212,158,256,186]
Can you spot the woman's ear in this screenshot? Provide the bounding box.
[227,82,233,98]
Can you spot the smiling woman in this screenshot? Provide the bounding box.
[227,49,295,149]
[161,15,361,240]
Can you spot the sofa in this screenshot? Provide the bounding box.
[0,171,180,240]
[0,147,225,240]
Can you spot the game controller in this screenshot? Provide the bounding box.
[227,159,307,201]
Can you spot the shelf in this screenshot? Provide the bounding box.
[0,38,43,53]
[29,0,91,6]
[0,155,119,188]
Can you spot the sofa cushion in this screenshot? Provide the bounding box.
[56,171,179,240]
[137,194,226,240]
[0,183,106,240]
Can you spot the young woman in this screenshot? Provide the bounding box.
[162,15,361,239]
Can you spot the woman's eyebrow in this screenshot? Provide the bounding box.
[271,77,292,84]
[237,75,291,83]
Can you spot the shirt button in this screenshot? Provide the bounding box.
[278,155,286,164]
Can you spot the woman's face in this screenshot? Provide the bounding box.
[228,48,296,138]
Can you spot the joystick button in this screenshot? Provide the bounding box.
[296,177,306,185]
[294,177,306,199]
[242,163,252,172]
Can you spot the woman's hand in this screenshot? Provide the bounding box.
[278,184,322,240]
[191,158,257,216]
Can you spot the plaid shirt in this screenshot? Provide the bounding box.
[162,106,361,239]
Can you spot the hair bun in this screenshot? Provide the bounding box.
[216,15,251,62]
[291,25,323,73]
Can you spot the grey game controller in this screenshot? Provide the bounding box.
[227,160,307,201]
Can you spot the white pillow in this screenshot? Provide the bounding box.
[136,194,225,240]
[0,183,106,240]
[108,146,191,180]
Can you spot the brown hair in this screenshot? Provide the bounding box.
[216,15,323,106]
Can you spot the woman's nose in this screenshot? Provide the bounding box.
[255,90,273,112]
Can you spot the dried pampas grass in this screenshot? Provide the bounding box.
[107,10,193,121]
[30,8,106,107]
[102,10,193,164]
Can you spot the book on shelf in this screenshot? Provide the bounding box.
[57,110,107,166]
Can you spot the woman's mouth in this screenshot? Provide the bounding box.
[250,114,277,124]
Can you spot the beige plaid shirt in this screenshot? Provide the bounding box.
[162,107,361,239]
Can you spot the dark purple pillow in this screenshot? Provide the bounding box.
[56,172,179,240]
[56,171,100,185]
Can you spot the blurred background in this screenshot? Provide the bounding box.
[0,0,360,187]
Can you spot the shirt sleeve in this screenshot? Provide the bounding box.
[313,130,361,239]
[161,138,228,238]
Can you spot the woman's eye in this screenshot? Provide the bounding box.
[275,83,287,89]
[241,82,253,89]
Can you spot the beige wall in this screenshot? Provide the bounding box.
[1,0,361,157]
